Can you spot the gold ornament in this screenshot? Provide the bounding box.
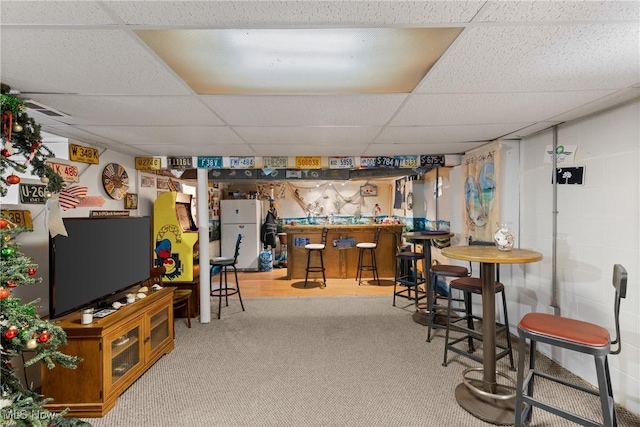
[13,123,23,133]
[40,175,50,184]
[45,191,53,199]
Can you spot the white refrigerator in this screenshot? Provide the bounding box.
[220,199,262,271]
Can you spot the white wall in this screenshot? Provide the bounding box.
[443,100,639,414]
[517,99,640,414]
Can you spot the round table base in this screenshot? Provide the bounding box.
[455,382,516,426]
[412,307,430,325]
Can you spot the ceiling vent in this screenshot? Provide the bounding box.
[23,100,69,118]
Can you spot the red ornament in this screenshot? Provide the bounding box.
[0,287,10,299]
[6,174,20,185]
[6,281,16,288]
[0,219,8,229]
[1,149,10,158]
[28,268,37,276]
[4,328,18,340]
[38,331,50,343]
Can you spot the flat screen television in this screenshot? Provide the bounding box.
[49,216,152,319]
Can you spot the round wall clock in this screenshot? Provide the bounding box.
[102,163,129,200]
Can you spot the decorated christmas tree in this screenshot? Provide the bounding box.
[1,85,89,426]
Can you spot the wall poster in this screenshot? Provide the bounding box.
[462,143,500,242]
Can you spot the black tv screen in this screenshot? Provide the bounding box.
[49,216,151,319]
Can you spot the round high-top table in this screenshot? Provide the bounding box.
[402,231,453,325]
[441,245,542,426]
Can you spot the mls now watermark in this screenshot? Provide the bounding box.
[3,409,56,421]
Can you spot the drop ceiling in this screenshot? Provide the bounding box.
[1,1,638,159]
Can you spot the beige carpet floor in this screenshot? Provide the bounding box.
[83,296,640,427]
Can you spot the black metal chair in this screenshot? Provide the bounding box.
[210,233,245,319]
[515,264,627,427]
[355,227,381,286]
[304,228,329,288]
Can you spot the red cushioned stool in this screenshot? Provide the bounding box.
[515,264,627,427]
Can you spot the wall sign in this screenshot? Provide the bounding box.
[329,157,355,169]
[167,156,193,169]
[396,155,419,168]
[295,156,322,169]
[1,210,33,230]
[68,144,99,164]
[359,157,377,169]
[420,155,445,167]
[89,210,130,218]
[359,184,378,196]
[554,166,585,185]
[197,156,223,169]
[229,156,255,169]
[135,157,161,170]
[19,183,47,204]
[263,156,288,169]
[375,156,401,168]
[45,161,79,183]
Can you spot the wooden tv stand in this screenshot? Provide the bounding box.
[42,287,175,417]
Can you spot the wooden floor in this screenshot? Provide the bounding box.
[233,268,396,298]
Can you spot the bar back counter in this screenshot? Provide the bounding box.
[285,224,403,280]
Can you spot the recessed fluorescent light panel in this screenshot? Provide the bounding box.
[135,28,462,94]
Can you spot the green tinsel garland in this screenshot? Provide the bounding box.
[0,83,65,197]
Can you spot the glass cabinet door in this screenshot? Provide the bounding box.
[149,306,170,353]
[107,324,142,388]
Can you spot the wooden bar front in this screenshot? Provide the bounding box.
[285,224,402,280]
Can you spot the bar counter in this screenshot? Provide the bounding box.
[284,224,402,280]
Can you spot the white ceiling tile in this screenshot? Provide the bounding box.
[500,122,562,139]
[249,144,369,157]
[418,24,640,93]
[549,87,640,123]
[25,95,224,126]
[134,144,255,157]
[74,126,243,146]
[375,123,532,144]
[0,1,116,25]
[234,127,381,145]
[474,1,640,23]
[391,91,618,126]
[106,1,483,26]
[203,95,407,126]
[1,29,190,95]
[363,142,486,157]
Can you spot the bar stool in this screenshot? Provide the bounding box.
[393,233,426,307]
[210,233,245,319]
[442,268,514,370]
[426,259,470,342]
[355,227,381,286]
[515,264,627,427]
[304,228,329,288]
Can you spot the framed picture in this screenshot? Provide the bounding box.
[124,193,138,210]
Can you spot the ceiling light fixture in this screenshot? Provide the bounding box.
[135,27,462,95]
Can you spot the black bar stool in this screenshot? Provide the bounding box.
[210,233,245,319]
[442,271,514,370]
[392,232,426,308]
[355,227,381,286]
[515,264,627,427]
[304,228,329,288]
